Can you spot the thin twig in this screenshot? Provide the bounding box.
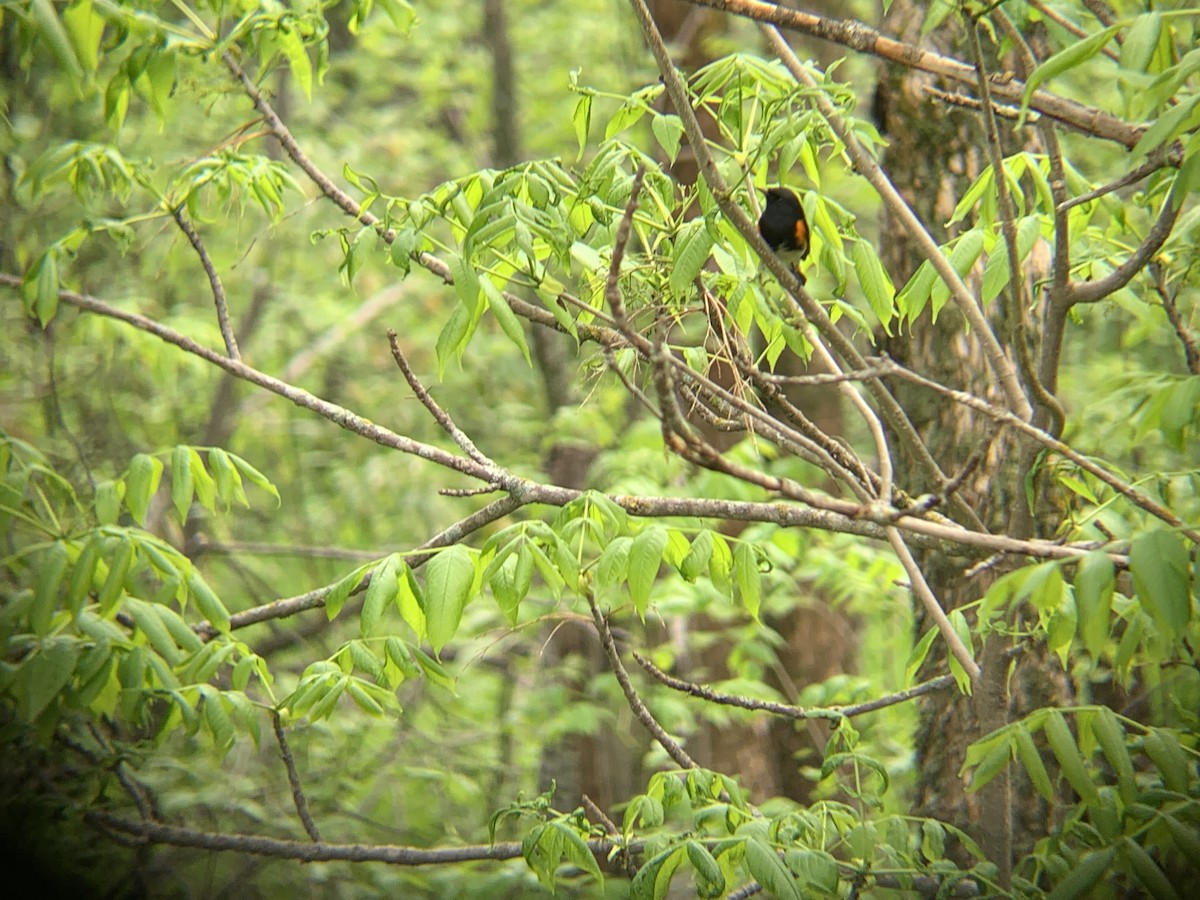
[1152,262,1200,375]
[171,204,240,360]
[876,356,1200,543]
[194,493,525,638]
[606,166,646,332]
[966,17,1066,435]
[1066,182,1182,305]
[586,591,699,770]
[632,651,957,719]
[87,809,631,864]
[1055,156,1166,213]
[387,330,493,467]
[888,527,981,682]
[272,711,322,842]
[924,86,1032,122]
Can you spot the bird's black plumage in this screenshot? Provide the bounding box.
[758,187,810,259]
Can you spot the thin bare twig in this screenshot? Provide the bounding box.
[272,711,322,842]
[966,17,1066,435]
[87,809,631,864]
[888,528,981,681]
[876,356,1200,543]
[586,591,698,770]
[1066,182,1182,305]
[1055,156,1167,213]
[606,166,646,332]
[171,204,240,360]
[387,330,493,467]
[1151,262,1200,375]
[632,651,957,719]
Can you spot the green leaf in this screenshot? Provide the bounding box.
[679,530,713,582]
[62,0,105,75]
[1074,551,1114,658]
[572,93,592,160]
[669,221,714,296]
[905,626,938,684]
[1142,728,1190,794]
[1044,710,1100,808]
[97,537,133,614]
[480,277,531,364]
[1092,707,1137,805]
[424,544,475,653]
[207,447,242,509]
[1021,25,1121,119]
[967,735,1012,794]
[733,542,761,620]
[125,453,163,526]
[126,597,182,666]
[852,238,895,332]
[744,835,801,900]
[652,114,683,164]
[32,542,69,636]
[1121,13,1164,74]
[1121,837,1182,900]
[1047,847,1116,900]
[1129,530,1191,640]
[1013,725,1054,803]
[630,846,686,900]
[202,689,236,752]
[188,569,230,635]
[360,554,401,634]
[278,27,313,101]
[20,640,78,721]
[64,535,100,617]
[30,0,84,79]
[628,526,668,615]
[171,445,193,522]
[188,448,216,513]
[556,822,604,889]
[686,840,724,898]
[323,563,368,622]
[228,454,280,506]
[396,563,426,640]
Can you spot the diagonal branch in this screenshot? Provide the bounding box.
[387,330,494,467]
[1064,183,1183,305]
[632,651,958,719]
[171,204,240,360]
[586,591,699,770]
[272,711,321,842]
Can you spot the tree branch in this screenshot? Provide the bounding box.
[586,591,699,770]
[632,651,957,719]
[272,711,321,842]
[170,204,241,360]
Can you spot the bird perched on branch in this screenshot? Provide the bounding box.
[758,186,810,285]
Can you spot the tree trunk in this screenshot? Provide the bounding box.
[873,1,1069,879]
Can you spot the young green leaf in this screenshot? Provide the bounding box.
[424,544,475,653]
[1129,530,1191,641]
[628,526,668,615]
[125,453,163,526]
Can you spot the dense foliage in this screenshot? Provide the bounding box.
[1,0,1198,897]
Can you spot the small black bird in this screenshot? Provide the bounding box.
[758,186,810,284]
